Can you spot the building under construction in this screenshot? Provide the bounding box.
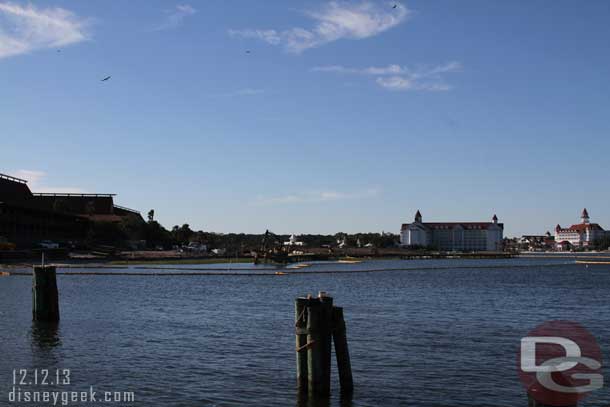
[0,172,143,248]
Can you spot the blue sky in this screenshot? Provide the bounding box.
[1,1,610,236]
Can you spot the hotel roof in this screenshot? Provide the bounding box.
[402,222,503,231]
[557,223,604,232]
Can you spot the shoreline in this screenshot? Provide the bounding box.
[2,260,587,277]
[3,250,609,271]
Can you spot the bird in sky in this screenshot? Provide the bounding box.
[393,4,398,9]
[246,50,251,54]
[101,76,111,82]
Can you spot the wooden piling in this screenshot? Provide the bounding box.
[295,293,353,400]
[306,296,333,398]
[32,265,60,322]
[332,306,353,396]
[295,297,310,393]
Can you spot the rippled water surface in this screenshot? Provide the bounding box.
[2,258,610,406]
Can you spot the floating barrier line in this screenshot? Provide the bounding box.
[285,262,579,274]
[12,264,278,271]
[519,255,610,259]
[6,271,283,276]
[6,263,280,271]
[3,261,588,276]
[11,263,131,269]
[132,266,278,271]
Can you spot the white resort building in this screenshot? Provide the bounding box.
[284,234,304,246]
[554,208,606,250]
[400,210,504,252]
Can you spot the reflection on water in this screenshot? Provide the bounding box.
[296,394,329,407]
[296,393,352,407]
[338,394,353,407]
[30,322,61,349]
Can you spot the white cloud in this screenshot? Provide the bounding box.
[0,2,88,59]
[227,29,281,45]
[229,2,409,53]
[12,170,45,185]
[253,188,378,206]
[428,61,461,75]
[157,4,197,31]
[313,61,461,91]
[12,170,87,194]
[312,64,404,75]
[363,64,404,75]
[376,75,412,90]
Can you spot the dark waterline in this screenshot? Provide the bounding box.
[1,258,610,406]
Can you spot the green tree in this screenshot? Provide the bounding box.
[171,224,194,244]
[593,236,610,251]
[144,221,172,249]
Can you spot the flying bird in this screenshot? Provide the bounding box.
[393,4,398,8]
[246,50,251,54]
[101,76,111,82]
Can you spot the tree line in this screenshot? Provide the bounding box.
[86,209,399,253]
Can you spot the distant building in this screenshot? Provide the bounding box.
[186,242,207,253]
[0,172,142,248]
[555,209,606,250]
[503,237,520,253]
[400,210,504,252]
[337,237,347,249]
[520,233,555,251]
[284,234,304,246]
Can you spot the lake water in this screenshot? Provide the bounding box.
[1,257,610,406]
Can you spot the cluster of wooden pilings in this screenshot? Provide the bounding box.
[295,293,353,400]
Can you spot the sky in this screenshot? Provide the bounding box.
[1,0,610,237]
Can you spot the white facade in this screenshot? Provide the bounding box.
[400,211,504,252]
[284,234,304,246]
[555,209,606,249]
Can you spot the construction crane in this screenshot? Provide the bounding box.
[254,229,289,264]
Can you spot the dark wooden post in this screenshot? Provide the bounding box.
[332,306,353,396]
[306,295,333,398]
[296,293,354,401]
[295,297,310,394]
[32,265,60,322]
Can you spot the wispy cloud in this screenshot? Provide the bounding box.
[232,88,265,96]
[228,29,281,45]
[156,4,197,31]
[0,2,88,59]
[229,2,409,53]
[12,170,87,194]
[253,188,378,206]
[216,88,266,98]
[313,61,461,91]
